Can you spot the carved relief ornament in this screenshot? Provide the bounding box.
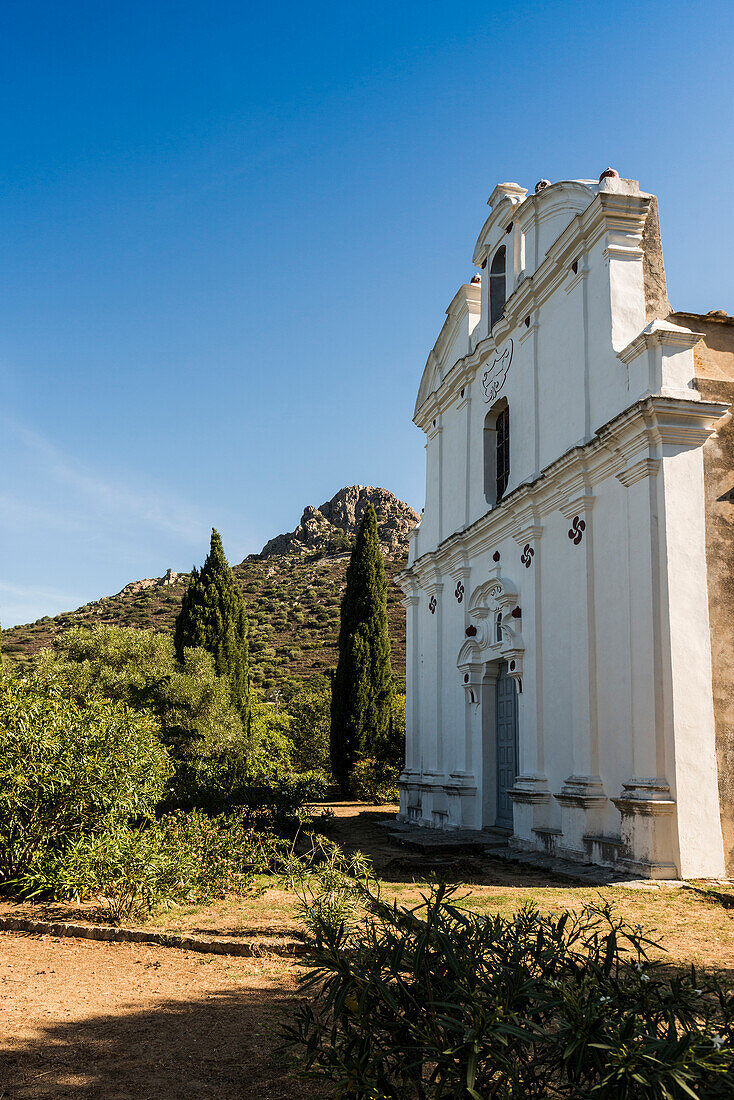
[481,339,513,403]
[458,573,525,693]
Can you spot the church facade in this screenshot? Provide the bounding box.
[397,170,734,879]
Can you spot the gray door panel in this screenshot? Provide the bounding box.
[495,665,518,829]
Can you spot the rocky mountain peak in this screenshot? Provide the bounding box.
[256,485,419,560]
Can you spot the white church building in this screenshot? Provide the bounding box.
[397,170,734,879]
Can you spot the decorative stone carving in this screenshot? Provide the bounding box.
[458,571,525,690]
[481,339,513,403]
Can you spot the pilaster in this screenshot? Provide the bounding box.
[607,397,728,877]
[553,486,606,857]
[611,780,677,878]
[423,574,444,783]
[401,592,421,776]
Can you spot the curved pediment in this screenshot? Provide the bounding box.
[414,350,440,415]
[459,570,525,689]
[414,282,481,420]
[468,574,519,618]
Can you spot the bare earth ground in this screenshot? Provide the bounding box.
[0,937,312,1100]
[2,802,734,1098]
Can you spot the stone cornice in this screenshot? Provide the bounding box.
[415,333,498,431]
[471,186,528,267]
[474,180,593,267]
[398,395,729,588]
[617,319,704,365]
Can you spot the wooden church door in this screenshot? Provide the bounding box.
[495,664,518,829]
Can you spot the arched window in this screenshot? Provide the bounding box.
[484,399,510,506]
[489,246,506,329]
[495,610,503,644]
[495,405,510,501]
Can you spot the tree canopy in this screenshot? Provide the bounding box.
[174,529,250,722]
[330,503,394,793]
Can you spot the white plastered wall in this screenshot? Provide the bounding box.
[400,175,726,877]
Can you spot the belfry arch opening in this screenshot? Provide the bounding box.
[489,245,506,329]
[484,398,510,506]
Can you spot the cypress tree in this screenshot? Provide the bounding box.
[174,529,249,721]
[330,503,394,794]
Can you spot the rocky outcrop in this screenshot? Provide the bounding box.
[116,569,180,598]
[256,485,419,560]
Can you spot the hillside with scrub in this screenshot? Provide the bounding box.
[1,485,419,697]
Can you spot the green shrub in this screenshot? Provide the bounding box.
[234,771,328,830]
[286,674,331,774]
[26,821,176,922]
[25,811,285,923]
[36,625,244,750]
[287,882,734,1098]
[33,625,250,811]
[169,701,327,824]
[0,673,171,882]
[350,757,399,804]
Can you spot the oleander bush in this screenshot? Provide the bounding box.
[24,810,286,923]
[285,867,734,1099]
[0,672,171,882]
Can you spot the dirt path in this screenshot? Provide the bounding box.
[0,933,316,1100]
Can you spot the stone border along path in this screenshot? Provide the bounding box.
[0,915,308,958]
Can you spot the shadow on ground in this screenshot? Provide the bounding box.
[316,804,593,888]
[0,985,330,1100]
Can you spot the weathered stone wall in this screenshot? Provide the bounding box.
[689,313,734,874]
[641,196,672,321]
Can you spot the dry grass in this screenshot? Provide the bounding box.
[2,802,733,1096]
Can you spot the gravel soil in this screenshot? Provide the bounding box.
[0,934,318,1100]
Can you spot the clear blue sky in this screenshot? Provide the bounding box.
[1,0,732,627]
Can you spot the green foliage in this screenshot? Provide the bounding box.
[287,878,734,1099]
[24,811,286,923]
[25,821,175,922]
[350,757,400,804]
[249,698,297,773]
[286,673,332,773]
[239,702,328,825]
[280,834,376,935]
[174,528,250,721]
[331,504,394,794]
[233,771,328,831]
[386,691,406,768]
[166,698,327,823]
[0,673,171,882]
[33,624,248,812]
